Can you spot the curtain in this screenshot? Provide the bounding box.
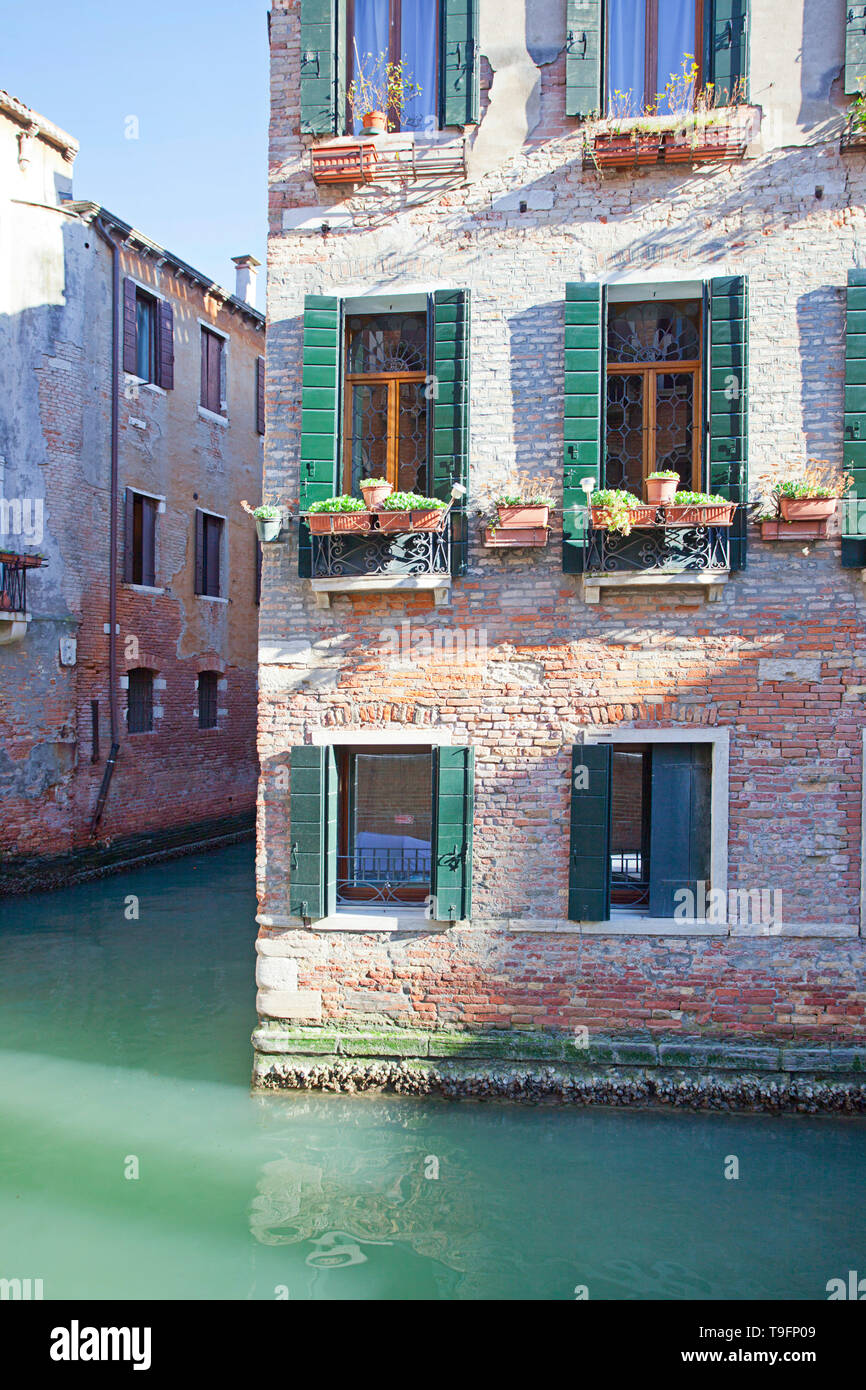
[352,0,390,133]
[607,0,646,117]
[400,0,438,134]
[656,0,696,114]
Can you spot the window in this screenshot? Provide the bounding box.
[347,0,439,134]
[605,298,702,494]
[256,355,265,435]
[123,489,157,587]
[343,311,429,494]
[337,746,432,903]
[122,278,174,388]
[197,671,219,729]
[201,328,226,415]
[194,509,224,597]
[569,740,719,924]
[127,668,154,734]
[607,0,700,115]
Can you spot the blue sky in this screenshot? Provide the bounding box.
[4,0,270,304]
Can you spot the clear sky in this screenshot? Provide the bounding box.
[3,0,270,305]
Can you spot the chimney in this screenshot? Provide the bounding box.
[232,254,260,308]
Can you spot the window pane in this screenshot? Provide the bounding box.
[396,380,428,492]
[605,375,644,494]
[607,300,700,363]
[346,312,427,373]
[611,749,649,909]
[400,0,438,134]
[352,0,390,134]
[348,381,390,490]
[607,0,646,116]
[349,751,432,886]
[656,0,696,115]
[655,372,694,487]
[136,295,154,380]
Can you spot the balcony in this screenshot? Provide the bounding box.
[573,510,731,603]
[583,110,756,172]
[311,135,467,187]
[0,552,40,643]
[307,513,452,607]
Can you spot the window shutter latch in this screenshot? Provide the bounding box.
[849,8,866,38]
[849,421,862,439]
[290,841,299,868]
[566,30,588,60]
[302,49,320,76]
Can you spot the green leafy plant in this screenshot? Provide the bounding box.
[360,476,388,485]
[251,504,281,520]
[673,491,730,505]
[496,492,556,506]
[307,495,368,514]
[379,492,446,511]
[772,463,853,504]
[851,84,866,132]
[647,470,680,480]
[590,488,641,535]
[346,45,422,130]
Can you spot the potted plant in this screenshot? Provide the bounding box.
[346,47,422,136]
[376,492,448,532]
[359,476,393,510]
[666,490,737,526]
[645,470,680,506]
[306,496,371,534]
[251,504,283,543]
[588,489,643,536]
[775,471,847,523]
[494,480,556,529]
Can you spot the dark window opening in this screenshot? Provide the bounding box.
[337,746,432,904]
[135,290,157,382]
[127,668,154,735]
[125,491,157,587]
[343,311,429,495]
[195,511,223,598]
[201,328,226,415]
[347,0,439,134]
[605,298,702,494]
[198,671,219,730]
[609,742,711,917]
[606,0,702,116]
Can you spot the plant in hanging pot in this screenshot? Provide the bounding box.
[242,499,284,542]
[773,463,852,522]
[644,470,680,506]
[346,46,422,137]
[494,478,556,529]
[359,476,393,510]
[306,495,371,534]
[376,491,448,532]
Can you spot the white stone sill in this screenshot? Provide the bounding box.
[580,573,728,603]
[197,593,228,603]
[310,575,451,606]
[122,583,165,595]
[255,912,857,939]
[197,405,228,427]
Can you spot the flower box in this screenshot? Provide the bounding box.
[307,511,372,534]
[778,496,837,523]
[0,551,43,568]
[495,503,551,528]
[589,505,656,529]
[376,508,446,533]
[482,525,548,548]
[589,132,663,169]
[590,504,736,530]
[759,519,829,541]
[663,124,749,163]
[311,141,379,185]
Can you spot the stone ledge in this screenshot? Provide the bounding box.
[579,573,729,605]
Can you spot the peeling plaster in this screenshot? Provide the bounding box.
[469,0,564,180]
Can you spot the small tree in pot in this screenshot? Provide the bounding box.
[347,46,422,135]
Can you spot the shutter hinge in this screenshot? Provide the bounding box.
[849,8,866,38]
[566,30,588,59]
[302,49,321,77]
[290,841,299,868]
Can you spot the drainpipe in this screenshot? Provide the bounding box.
[89,215,121,833]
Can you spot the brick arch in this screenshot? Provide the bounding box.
[123,650,160,673]
[196,654,226,674]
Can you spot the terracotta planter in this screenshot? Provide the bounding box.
[311,142,378,184]
[661,503,737,527]
[0,592,12,610]
[307,511,371,534]
[591,133,662,169]
[359,480,393,509]
[376,508,446,533]
[779,496,837,523]
[362,110,387,135]
[759,519,829,541]
[483,525,548,548]
[645,476,678,506]
[496,503,550,528]
[663,126,748,164]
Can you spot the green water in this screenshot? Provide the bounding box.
[0,843,864,1301]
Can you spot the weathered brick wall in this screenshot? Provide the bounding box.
[258,0,866,1045]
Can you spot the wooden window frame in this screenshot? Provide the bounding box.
[341,312,428,493]
[336,744,432,904]
[605,361,702,491]
[606,0,704,112]
[135,289,158,384]
[345,0,440,134]
[195,509,224,598]
[200,327,226,416]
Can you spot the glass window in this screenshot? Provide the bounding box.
[135,291,157,382]
[343,311,429,494]
[607,0,697,116]
[349,0,438,134]
[338,748,432,903]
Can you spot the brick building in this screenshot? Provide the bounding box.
[0,93,265,892]
[254,1,866,1102]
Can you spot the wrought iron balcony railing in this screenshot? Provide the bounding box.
[0,554,29,613]
[311,514,451,581]
[573,513,731,576]
[336,848,431,906]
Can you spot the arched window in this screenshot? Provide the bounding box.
[127,668,154,734]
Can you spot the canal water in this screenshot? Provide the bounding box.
[0,843,864,1301]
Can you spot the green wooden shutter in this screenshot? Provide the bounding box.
[289,745,337,920]
[845,5,866,95]
[300,0,338,134]
[704,1,750,105]
[842,268,866,567]
[299,293,342,577]
[431,746,474,921]
[568,744,611,922]
[440,0,479,128]
[706,274,748,571]
[430,289,471,576]
[647,744,712,919]
[563,281,604,574]
[565,0,602,119]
